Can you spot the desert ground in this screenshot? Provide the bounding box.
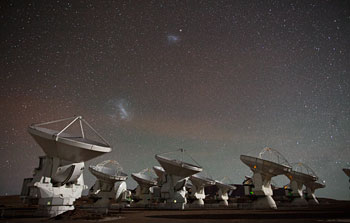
[1,196,350,223]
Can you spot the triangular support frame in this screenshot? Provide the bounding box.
[31,115,110,146]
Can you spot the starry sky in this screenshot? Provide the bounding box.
[0,1,349,200]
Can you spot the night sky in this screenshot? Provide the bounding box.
[1,1,349,200]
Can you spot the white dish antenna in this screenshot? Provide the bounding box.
[241,148,291,175]
[155,149,202,178]
[153,166,165,178]
[306,180,326,190]
[28,116,111,162]
[287,162,318,183]
[131,168,158,205]
[190,174,215,187]
[154,149,203,209]
[284,162,319,204]
[88,160,129,211]
[89,160,128,183]
[240,148,292,209]
[214,177,235,206]
[22,116,111,217]
[189,173,216,206]
[131,168,158,188]
[215,177,235,191]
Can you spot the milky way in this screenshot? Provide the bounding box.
[0,1,349,199]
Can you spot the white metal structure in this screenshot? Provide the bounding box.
[131,168,157,205]
[285,163,318,206]
[153,166,166,186]
[89,160,128,213]
[155,149,202,209]
[304,180,326,204]
[214,179,235,206]
[21,116,111,217]
[189,174,215,206]
[240,147,291,209]
[115,181,129,202]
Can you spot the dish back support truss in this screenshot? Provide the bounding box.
[32,116,110,146]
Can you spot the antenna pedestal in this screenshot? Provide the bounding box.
[305,181,325,204]
[215,181,234,206]
[252,172,273,196]
[21,156,86,217]
[89,181,129,213]
[289,180,304,197]
[304,183,323,204]
[131,170,158,206]
[89,182,129,213]
[160,174,188,210]
[89,180,116,213]
[287,180,308,206]
[189,184,205,206]
[284,163,319,206]
[189,175,215,206]
[21,116,112,217]
[217,190,229,206]
[133,185,153,205]
[240,151,292,210]
[250,172,277,209]
[305,188,319,204]
[155,152,202,209]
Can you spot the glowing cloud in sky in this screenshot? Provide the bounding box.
[167,35,180,44]
[105,98,132,122]
[118,103,129,120]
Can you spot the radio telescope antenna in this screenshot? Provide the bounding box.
[89,160,128,213]
[189,173,215,206]
[285,162,319,206]
[21,116,111,217]
[240,147,291,209]
[155,149,202,209]
[214,176,236,206]
[304,180,326,205]
[153,166,166,186]
[131,168,158,205]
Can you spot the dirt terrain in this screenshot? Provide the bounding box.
[1,196,350,223]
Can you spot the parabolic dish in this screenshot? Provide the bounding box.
[215,180,236,191]
[240,155,291,176]
[155,154,202,178]
[153,166,165,178]
[305,181,326,190]
[288,170,317,183]
[131,172,157,188]
[190,174,215,187]
[28,126,111,163]
[89,165,128,183]
[287,163,318,183]
[343,168,350,177]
